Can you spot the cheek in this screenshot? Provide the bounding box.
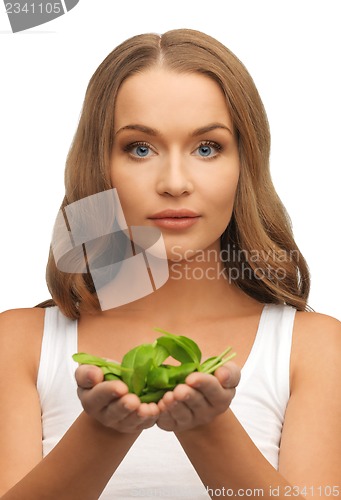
[111,181,147,227]
[205,172,239,237]
[110,168,135,203]
[114,188,135,215]
[210,170,239,213]
[109,177,132,216]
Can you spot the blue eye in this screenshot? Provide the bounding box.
[195,142,222,158]
[198,145,212,157]
[135,145,150,157]
[124,142,155,160]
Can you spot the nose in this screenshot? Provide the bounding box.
[156,152,194,197]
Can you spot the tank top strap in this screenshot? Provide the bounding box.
[229,303,296,469]
[37,306,78,405]
[238,303,296,401]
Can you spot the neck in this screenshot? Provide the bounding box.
[100,250,258,326]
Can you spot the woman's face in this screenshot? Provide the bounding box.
[110,67,240,261]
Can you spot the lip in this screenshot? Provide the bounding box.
[149,209,200,219]
[148,209,201,229]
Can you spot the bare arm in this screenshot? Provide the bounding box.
[158,313,341,499]
[279,313,341,493]
[0,309,158,499]
[183,314,341,499]
[2,412,140,500]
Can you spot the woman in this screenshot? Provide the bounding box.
[0,29,340,499]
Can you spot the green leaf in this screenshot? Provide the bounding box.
[204,351,237,373]
[153,344,169,366]
[155,336,192,364]
[146,362,198,390]
[104,373,120,381]
[199,356,219,373]
[101,366,122,379]
[176,336,202,363]
[199,347,236,374]
[131,359,154,395]
[121,344,155,395]
[166,362,198,384]
[146,366,170,389]
[72,333,236,400]
[155,329,201,364]
[72,352,124,376]
[139,389,168,403]
[73,352,111,367]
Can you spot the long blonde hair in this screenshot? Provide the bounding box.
[38,29,310,319]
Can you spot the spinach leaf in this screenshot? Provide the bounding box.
[103,373,120,381]
[166,362,198,385]
[139,389,168,403]
[152,343,169,366]
[72,352,124,377]
[199,347,236,374]
[73,329,236,403]
[155,329,201,364]
[121,343,155,395]
[147,366,170,389]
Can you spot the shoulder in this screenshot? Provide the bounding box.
[291,310,341,385]
[293,309,341,342]
[0,307,47,380]
[0,307,46,341]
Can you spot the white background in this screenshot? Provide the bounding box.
[0,0,340,319]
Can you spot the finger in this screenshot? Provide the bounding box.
[107,398,159,431]
[75,364,104,389]
[156,410,177,431]
[158,390,176,408]
[172,384,210,420]
[157,398,167,413]
[102,392,141,423]
[214,362,241,389]
[105,394,160,421]
[157,392,178,430]
[173,384,206,413]
[185,372,230,406]
[136,402,160,429]
[160,386,196,426]
[136,402,160,418]
[135,415,159,431]
[78,379,128,414]
[185,371,220,391]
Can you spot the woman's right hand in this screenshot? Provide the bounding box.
[75,365,160,433]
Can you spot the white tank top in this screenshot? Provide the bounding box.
[37,303,296,499]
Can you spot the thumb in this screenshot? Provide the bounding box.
[214,363,241,389]
[75,364,104,389]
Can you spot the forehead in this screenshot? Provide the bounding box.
[114,68,232,132]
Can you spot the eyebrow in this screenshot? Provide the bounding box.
[115,123,233,137]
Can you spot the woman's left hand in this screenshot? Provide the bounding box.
[156,363,240,432]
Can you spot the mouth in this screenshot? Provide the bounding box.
[148,209,201,229]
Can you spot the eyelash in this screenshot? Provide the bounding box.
[123,140,223,161]
[198,141,223,159]
[123,141,152,161]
